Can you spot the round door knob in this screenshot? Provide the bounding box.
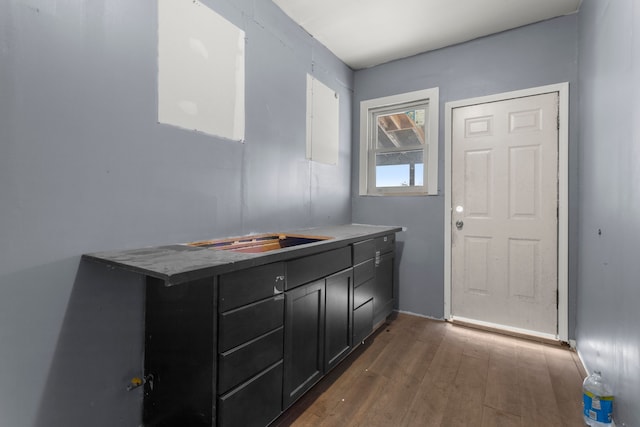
[455,220,464,230]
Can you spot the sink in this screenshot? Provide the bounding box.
[186,233,332,253]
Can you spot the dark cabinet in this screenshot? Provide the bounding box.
[351,234,395,342]
[352,299,373,345]
[324,268,352,372]
[283,280,325,408]
[217,361,283,427]
[283,267,353,408]
[139,231,396,427]
[286,246,351,290]
[216,265,285,427]
[218,262,285,312]
[218,296,284,352]
[143,277,215,427]
[373,250,394,326]
[218,327,283,395]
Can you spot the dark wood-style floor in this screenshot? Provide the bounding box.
[272,313,586,427]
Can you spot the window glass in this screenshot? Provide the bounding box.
[375,150,424,187]
[376,109,425,149]
[359,88,438,196]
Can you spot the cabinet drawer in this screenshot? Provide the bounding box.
[286,246,351,290]
[218,296,284,352]
[218,327,284,395]
[353,278,375,310]
[353,299,373,344]
[218,361,283,427]
[353,259,375,287]
[219,262,285,312]
[375,234,395,255]
[352,239,376,265]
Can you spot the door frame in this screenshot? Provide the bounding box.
[444,83,569,342]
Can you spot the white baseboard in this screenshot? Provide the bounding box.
[576,347,590,374]
[394,309,443,321]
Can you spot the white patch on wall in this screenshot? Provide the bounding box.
[306,74,339,165]
[158,0,245,141]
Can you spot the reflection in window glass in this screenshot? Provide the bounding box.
[376,109,426,150]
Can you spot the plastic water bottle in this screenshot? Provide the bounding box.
[583,370,614,426]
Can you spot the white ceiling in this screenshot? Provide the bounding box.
[273,0,582,70]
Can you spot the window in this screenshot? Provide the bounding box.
[359,88,439,195]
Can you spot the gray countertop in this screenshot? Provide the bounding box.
[83,224,403,285]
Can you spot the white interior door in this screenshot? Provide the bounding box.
[451,92,558,336]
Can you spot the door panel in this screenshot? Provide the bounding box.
[463,236,491,295]
[465,150,492,217]
[508,238,539,299]
[451,92,558,336]
[509,146,540,218]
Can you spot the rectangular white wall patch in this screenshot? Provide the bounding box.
[158,0,245,141]
[306,74,339,165]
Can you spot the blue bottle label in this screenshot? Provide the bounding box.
[583,391,613,423]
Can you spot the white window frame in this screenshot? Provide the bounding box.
[359,87,439,196]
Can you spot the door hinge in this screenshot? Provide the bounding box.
[556,289,559,309]
[556,93,560,130]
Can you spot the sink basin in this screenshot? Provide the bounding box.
[186,233,332,253]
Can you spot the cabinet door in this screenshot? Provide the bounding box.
[373,251,394,325]
[283,280,325,409]
[324,268,352,373]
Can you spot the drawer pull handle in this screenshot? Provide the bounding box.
[274,275,285,293]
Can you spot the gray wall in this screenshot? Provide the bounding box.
[0,0,352,426]
[352,15,580,331]
[576,0,640,425]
